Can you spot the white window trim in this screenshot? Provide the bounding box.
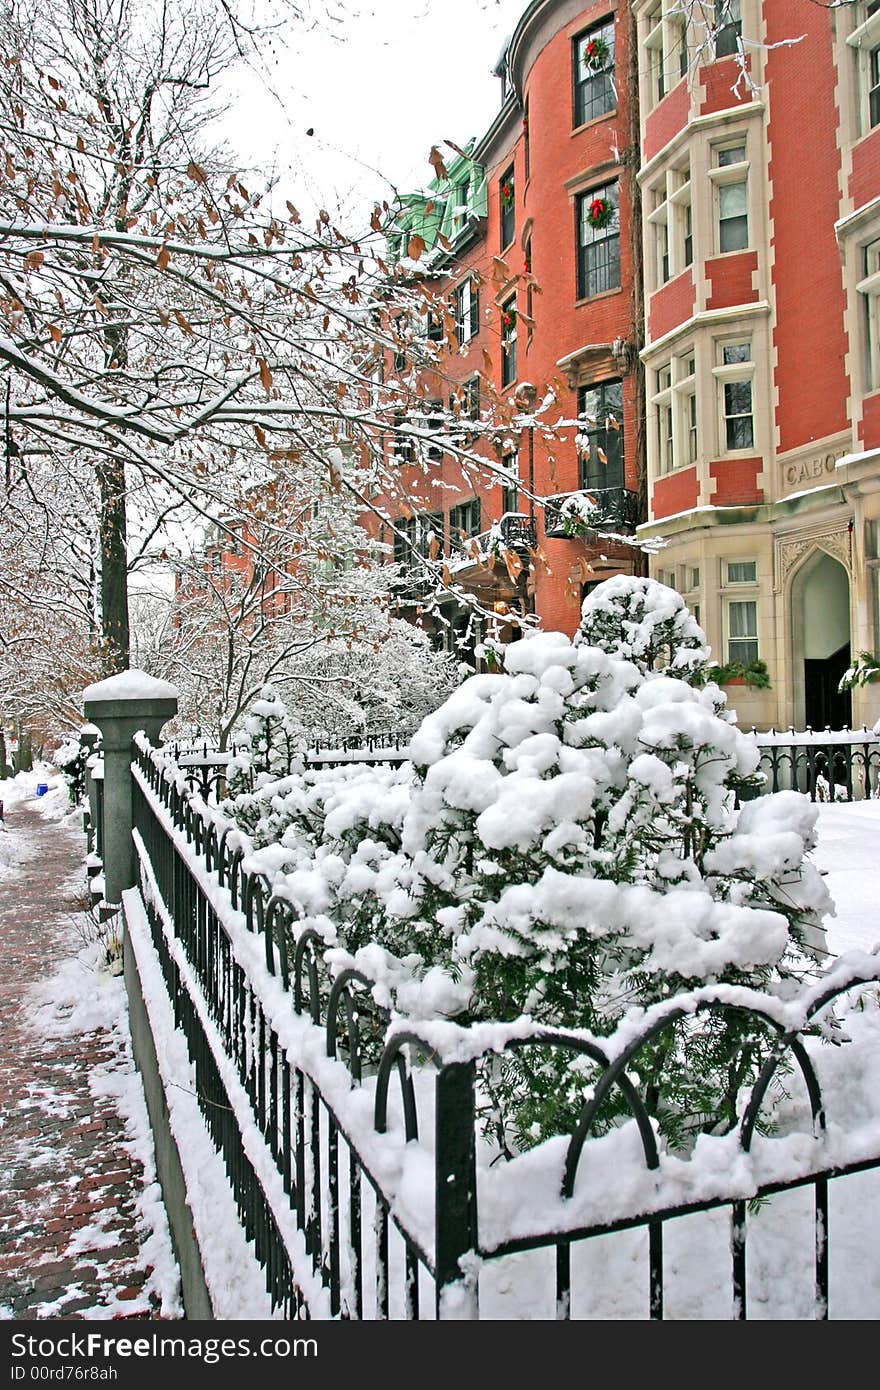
[652,349,698,475]
[642,0,689,111]
[646,163,692,290]
[455,275,479,346]
[725,558,758,585]
[857,241,880,391]
[712,340,756,453]
[723,595,759,665]
[708,148,750,256]
[847,9,880,137]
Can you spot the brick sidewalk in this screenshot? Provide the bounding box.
[0,798,173,1319]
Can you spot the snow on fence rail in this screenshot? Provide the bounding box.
[124,733,880,1319]
[163,725,880,803]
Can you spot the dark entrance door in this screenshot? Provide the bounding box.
[804,642,852,730]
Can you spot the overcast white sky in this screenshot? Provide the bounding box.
[216,0,527,224]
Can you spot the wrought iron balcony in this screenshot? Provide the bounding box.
[449,511,537,564]
[543,487,640,538]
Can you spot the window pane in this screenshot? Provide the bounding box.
[725,380,752,415]
[727,560,757,583]
[715,2,742,59]
[719,181,748,217]
[726,415,754,449]
[578,379,624,490]
[717,143,746,167]
[500,167,515,248]
[729,638,759,664]
[729,599,756,638]
[723,343,751,365]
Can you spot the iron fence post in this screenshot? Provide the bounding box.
[435,1060,478,1319]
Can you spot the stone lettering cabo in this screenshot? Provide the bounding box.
[784,451,844,487]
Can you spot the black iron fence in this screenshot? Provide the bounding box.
[169,725,880,799]
[125,735,880,1320]
[752,727,880,802]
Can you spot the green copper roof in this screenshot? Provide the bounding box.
[385,146,487,265]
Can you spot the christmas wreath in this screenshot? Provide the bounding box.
[584,35,610,71]
[587,195,614,230]
[500,180,515,208]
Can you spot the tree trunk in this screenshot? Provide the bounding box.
[0,727,7,779]
[96,457,130,672]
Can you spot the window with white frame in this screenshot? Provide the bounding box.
[726,598,758,664]
[715,341,755,450]
[647,163,693,289]
[859,238,880,390]
[867,519,880,648]
[643,1,688,110]
[652,351,698,474]
[645,2,667,106]
[714,0,742,58]
[709,142,749,254]
[726,559,757,584]
[682,564,701,628]
[848,5,880,135]
[454,276,480,346]
[723,558,759,666]
[656,364,674,473]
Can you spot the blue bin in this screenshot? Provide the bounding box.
[36,783,49,796]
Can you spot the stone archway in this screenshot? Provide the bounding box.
[790,549,852,729]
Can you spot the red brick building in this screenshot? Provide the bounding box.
[634,0,880,729]
[379,0,646,653]
[377,0,880,726]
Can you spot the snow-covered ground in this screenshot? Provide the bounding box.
[813,800,880,957]
[0,766,182,1319]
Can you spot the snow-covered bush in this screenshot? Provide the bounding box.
[557,491,601,539]
[222,685,306,841]
[576,574,711,682]
[53,734,85,805]
[236,605,829,1153]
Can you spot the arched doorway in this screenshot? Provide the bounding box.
[791,550,852,729]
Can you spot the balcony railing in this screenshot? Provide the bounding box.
[543,487,640,537]
[449,511,537,566]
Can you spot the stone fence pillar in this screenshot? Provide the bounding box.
[82,670,178,907]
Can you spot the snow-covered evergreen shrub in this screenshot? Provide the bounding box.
[222,685,306,842]
[576,574,711,682]
[238,613,829,1152]
[53,734,85,804]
